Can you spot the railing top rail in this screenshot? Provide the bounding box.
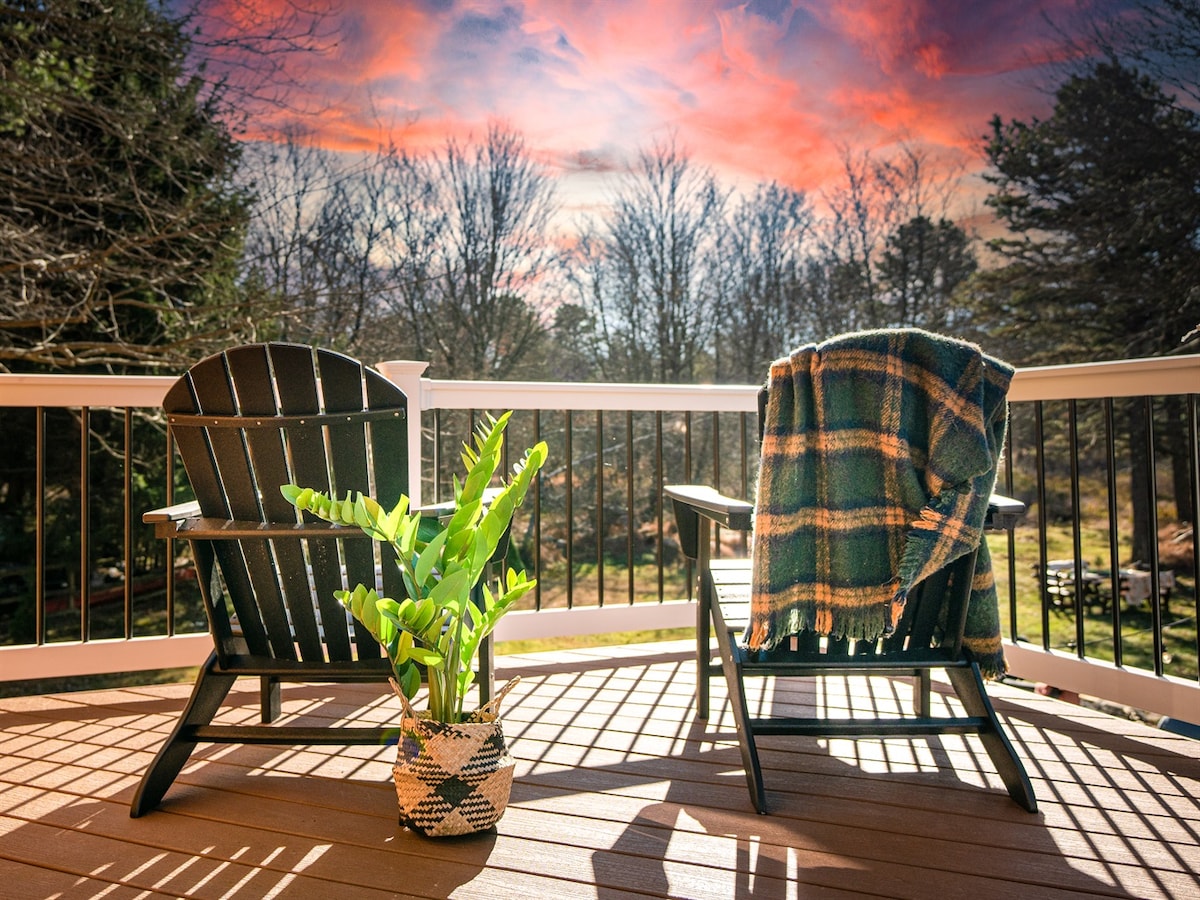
[419,376,762,413]
[4,353,1200,411]
[0,373,174,408]
[1008,354,1200,401]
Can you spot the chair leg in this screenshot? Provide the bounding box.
[478,631,494,707]
[130,651,236,818]
[710,604,768,814]
[946,664,1038,813]
[697,581,711,721]
[260,676,281,723]
[914,668,932,717]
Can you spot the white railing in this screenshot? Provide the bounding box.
[1,354,1198,722]
[1002,354,1200,721]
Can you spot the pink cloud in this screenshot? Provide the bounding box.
[211,0,1125,206]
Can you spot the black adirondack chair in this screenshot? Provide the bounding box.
[131,343,492,817]
[665,333,1037,815]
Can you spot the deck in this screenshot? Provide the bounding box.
[1,640,1197,899]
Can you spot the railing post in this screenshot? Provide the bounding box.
[376,360,430,507]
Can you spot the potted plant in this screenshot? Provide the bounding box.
[281,410,547,836]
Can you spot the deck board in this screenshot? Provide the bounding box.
[1,640,1197,898]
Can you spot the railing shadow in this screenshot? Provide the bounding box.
[499,653,1197,898]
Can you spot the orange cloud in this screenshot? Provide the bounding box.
[206,0,1123,212]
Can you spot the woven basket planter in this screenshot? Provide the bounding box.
[392,678,518,837]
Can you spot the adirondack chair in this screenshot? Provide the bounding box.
[130,343,495,817]
[665,330,1038,815]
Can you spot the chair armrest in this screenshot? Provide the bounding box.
[662,486,1023,561]
[145,501,372,540]
[985,494,1026,532]
[664,484,753,561]
[664,485,754,529]
[143,500,201,525]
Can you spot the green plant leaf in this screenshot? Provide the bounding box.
[467,528,491,583]
[382,496,409,540]
[427,568,469,611]
[409,596,436,633]
[280,484,304,505]
[407,645,444,667]
[396,660,420,698]
[444,498,484,559]
[400,568,419,604]
[279,410,547,723]
[414,525,449,586]
[398,512,421,555]
[393,628,414,662]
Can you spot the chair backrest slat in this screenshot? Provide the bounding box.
[227,345,324,660]
[313,348,384,659]
[266,344,352,661]
[189,347,293,659]
[167,362,275,657]
[365,368,409,603]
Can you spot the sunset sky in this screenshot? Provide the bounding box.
[193,0,1126,215]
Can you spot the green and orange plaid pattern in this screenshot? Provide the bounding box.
[746,328,1014,678]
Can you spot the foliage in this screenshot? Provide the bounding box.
[282,411,548,723]
[977,61,1200,365]
[878,215,976,332]
[0,0,257,371]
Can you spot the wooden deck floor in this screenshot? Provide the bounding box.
[1,640,1197,899]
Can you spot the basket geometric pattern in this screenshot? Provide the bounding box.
[393,713,515,837]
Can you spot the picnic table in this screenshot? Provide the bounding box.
[1039,559,1106,609]
[1035,559,1175,614]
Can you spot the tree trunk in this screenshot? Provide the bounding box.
[1128,399,1154,564]
[1162,396,1195,525]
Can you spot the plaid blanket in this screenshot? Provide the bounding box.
[745,328,1014,678]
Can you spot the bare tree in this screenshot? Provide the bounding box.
[368,146,446,364]
[713,181,814,381]
[576,138,726,383]
[241,131,405,354]
[1053,0,1200,110]
[1119,0,1200,106]
[174,0,339,132]
[240,124,558,377]
[426,123,558,379]
[240,132,338,341]
[812,148,890,331]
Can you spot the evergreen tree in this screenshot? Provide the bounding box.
[978,61,1200,365]
[878,216,976,332]
[0,0,254,372]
